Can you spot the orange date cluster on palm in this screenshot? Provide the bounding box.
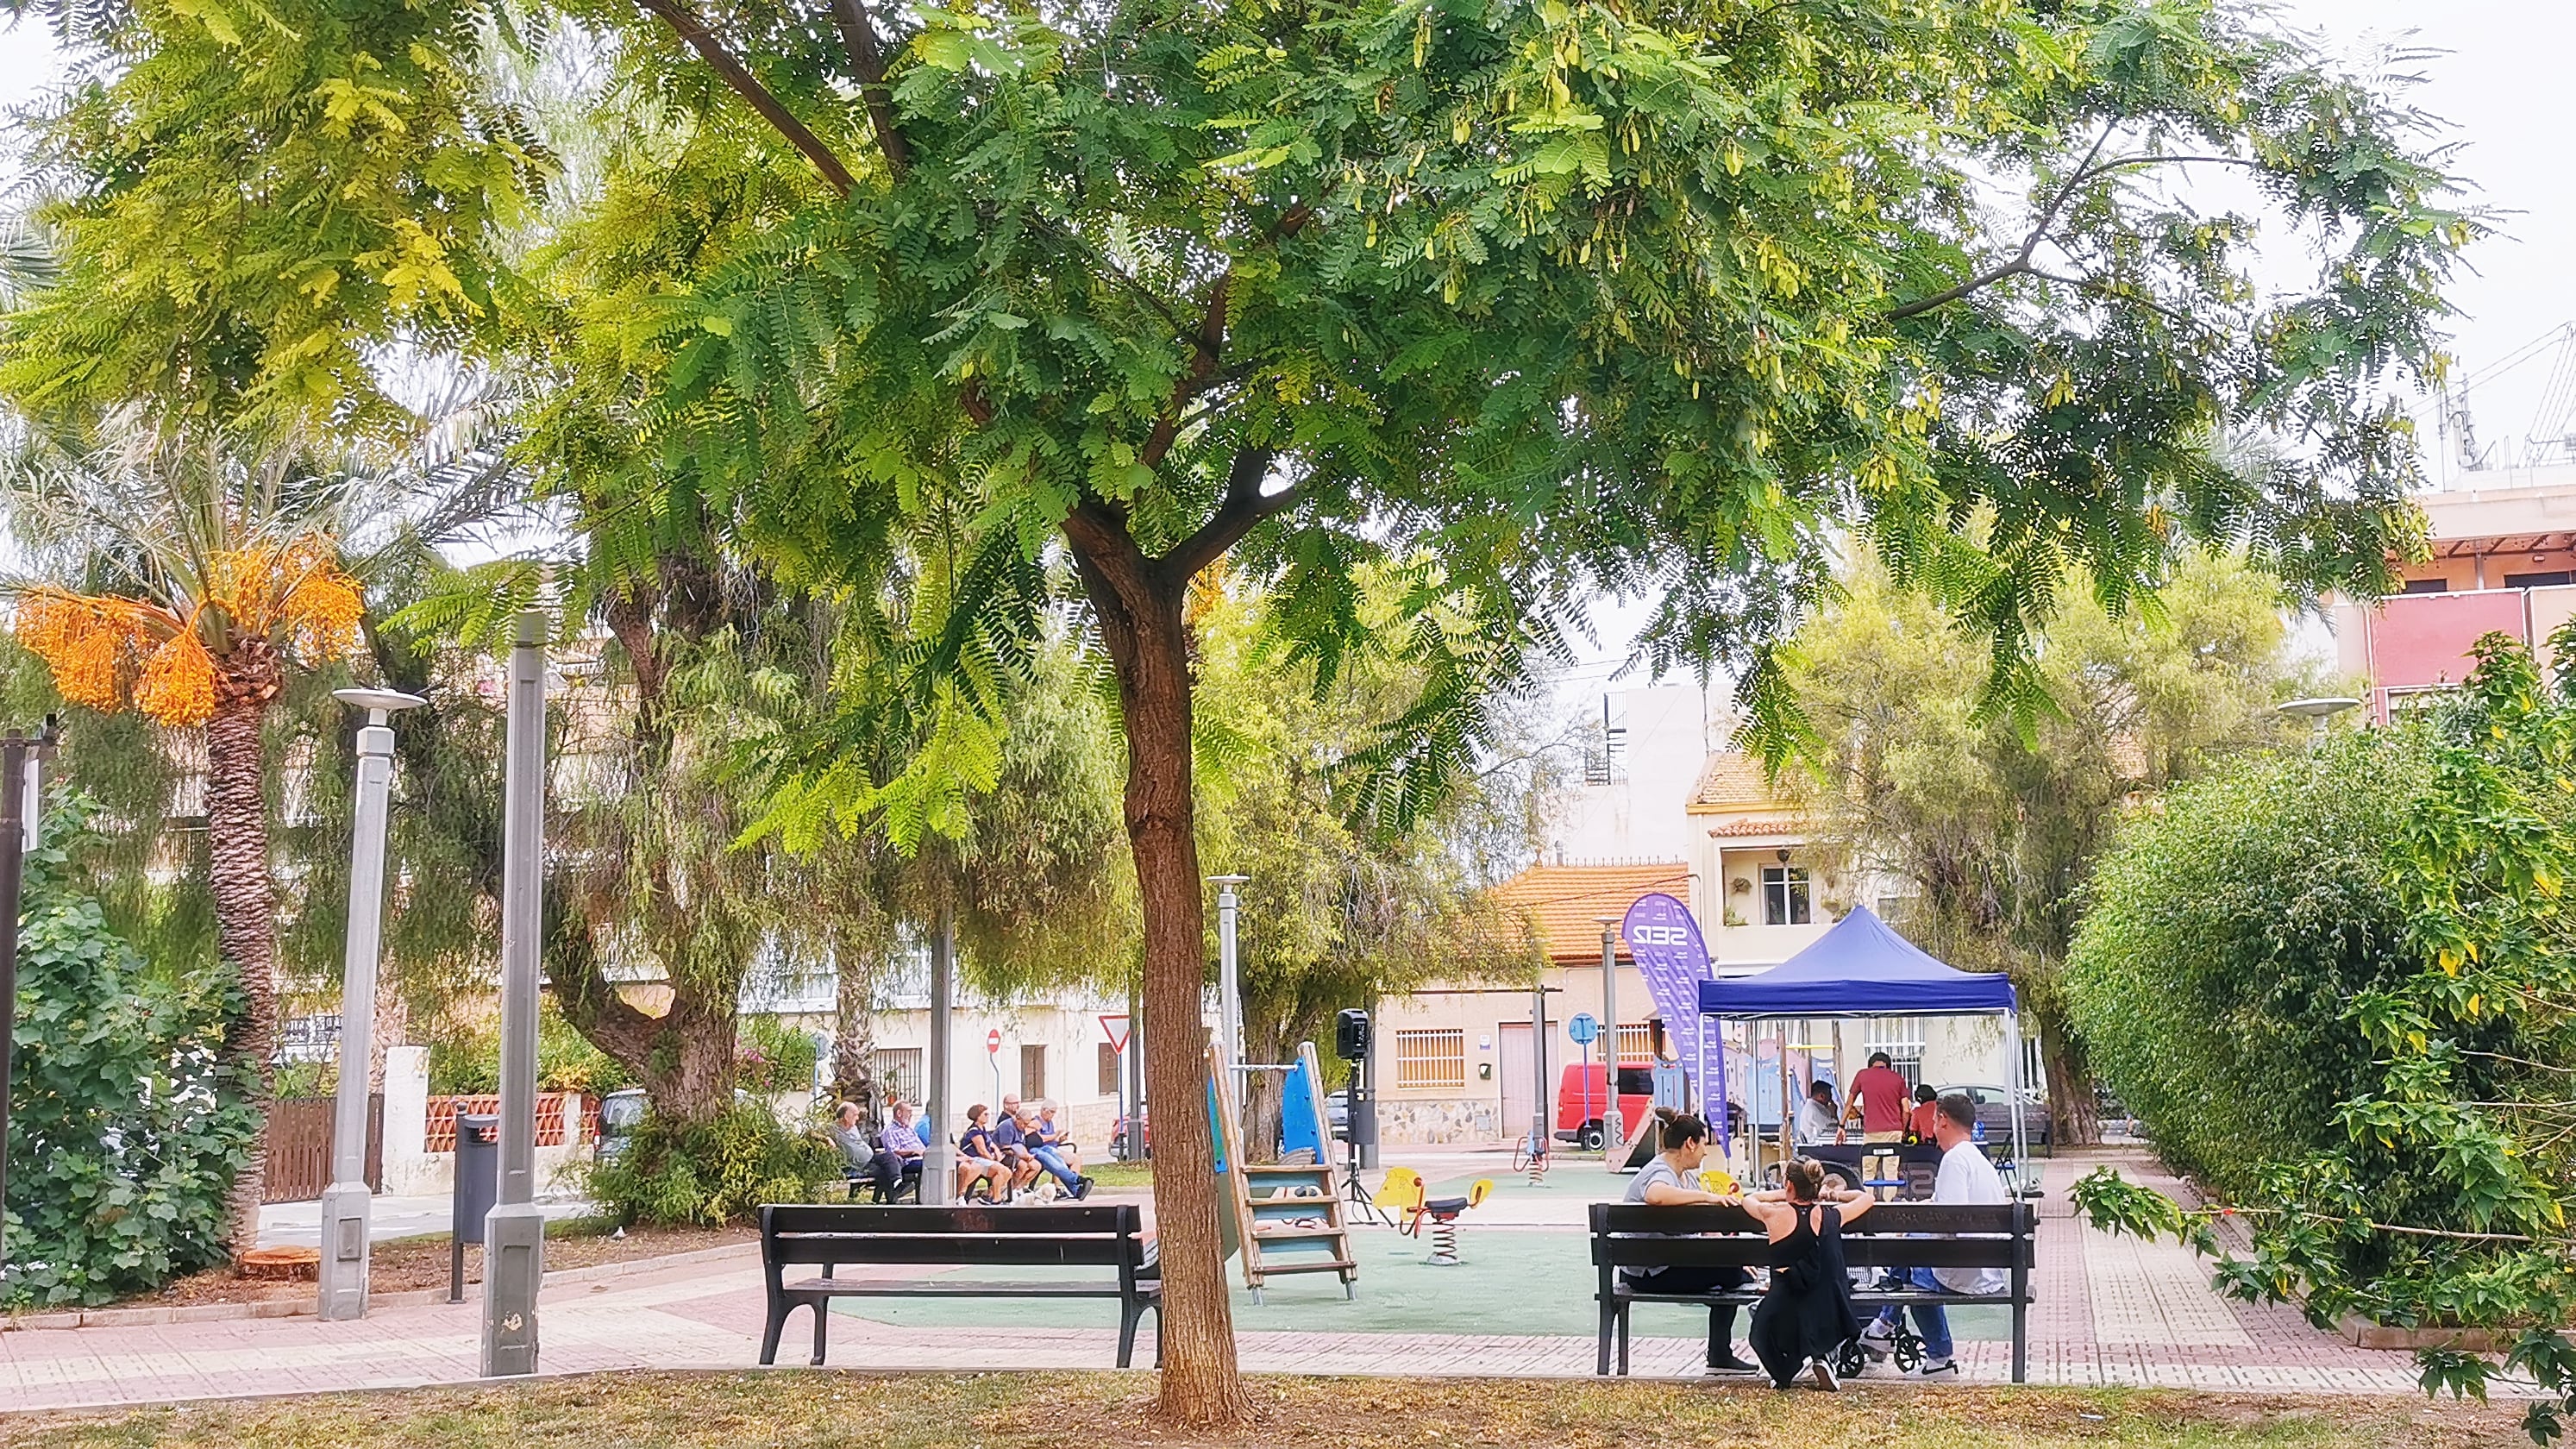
[15,538,364,726]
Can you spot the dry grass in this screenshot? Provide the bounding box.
[1,1371,2530,1449]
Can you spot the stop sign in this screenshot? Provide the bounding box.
[986,1029,1001,1056]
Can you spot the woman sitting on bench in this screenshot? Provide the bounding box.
[1737,1156,1876,1391]
[956,1104,1012,1201]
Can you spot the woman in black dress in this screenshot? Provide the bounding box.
[1739,1157,1876,1389]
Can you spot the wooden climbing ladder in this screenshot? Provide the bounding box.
[1209,1038,1357,1302]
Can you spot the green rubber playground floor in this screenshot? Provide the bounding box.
[829,1225,2009,1342]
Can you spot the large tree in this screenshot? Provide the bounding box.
[6,0,2469,1420]
[1789,548,2314,1142]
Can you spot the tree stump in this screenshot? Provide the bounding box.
[239,1245,321,1281]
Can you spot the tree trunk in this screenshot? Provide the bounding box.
[1244,1016,1287,1162]
[638,982,741,1126]
[1077,549,1250,1427]
[2034,998,2101,1148]
[204,699,279,1262]
[831,939,881,1113]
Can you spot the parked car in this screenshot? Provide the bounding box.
[1110,1106,1150,1161]
[594,1087,649,1162]
[1551,1063,1655,1151]
[1934,1083,2053,1150]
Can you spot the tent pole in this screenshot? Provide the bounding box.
[2006,1010,2028,1192]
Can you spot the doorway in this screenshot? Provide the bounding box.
[1497,1021,1555,1145]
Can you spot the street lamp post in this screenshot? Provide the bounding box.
[0,718,60,1283]
[482,612,547,1377]
[317,689,426,1322]
[1210,875,1249,1074]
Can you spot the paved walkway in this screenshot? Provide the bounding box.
[0,1152,2468,1410]
[257,1197,596,1249]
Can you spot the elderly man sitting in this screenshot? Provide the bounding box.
[828,1101,899,1202]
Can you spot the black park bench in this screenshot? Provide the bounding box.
[758,1203,1161,1368]
[1589,1200,2035,1381]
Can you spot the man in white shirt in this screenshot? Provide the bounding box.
[1792,1078,1841,1146]
[1858,1091,2004,1377]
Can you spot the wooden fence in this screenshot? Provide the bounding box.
[263,1095,384,1202]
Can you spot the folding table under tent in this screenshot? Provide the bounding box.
[1695,905,2031,1185]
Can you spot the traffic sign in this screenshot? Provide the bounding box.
[1100,1013,1131,1054]
[985,1028,1002,1057]
[1567,1012,1600,1045]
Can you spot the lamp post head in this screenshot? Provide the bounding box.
[333,688,429,727]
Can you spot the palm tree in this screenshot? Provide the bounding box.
[2,413,367,1258]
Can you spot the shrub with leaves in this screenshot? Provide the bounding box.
[578,1102,839,1226]
[3,797,259,1308]
[2070,630,2576,1445]
[736,1016,820,1096]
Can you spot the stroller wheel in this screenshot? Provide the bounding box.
[1835,1339,1868,1379]
[1893,1334,1926,1373]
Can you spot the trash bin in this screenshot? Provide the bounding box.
[449,1113,499,1302]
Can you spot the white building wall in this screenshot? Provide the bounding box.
[1548,686,1714,864]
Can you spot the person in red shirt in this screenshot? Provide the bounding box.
[1904,1083,1940,1145]
[1845,1052,1914,1145]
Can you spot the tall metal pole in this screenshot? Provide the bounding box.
[1123,977,1144,1162]
[0,719,58,1283]
[1529,983,1549,1156]
[482,612,547,1377]
[317,690,426,1321]
[925,906,955,1205]
[1597,918,1622,1168]
[1210,875,1247,1074]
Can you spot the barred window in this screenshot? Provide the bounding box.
[1393,1028,1467,1089]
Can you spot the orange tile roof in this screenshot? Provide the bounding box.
[1688,751,1783,812]
[1491,862,1691,963]
[1706,817,1799,837]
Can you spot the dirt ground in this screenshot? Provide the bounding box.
[104,1221,756,1309]
[2,1370,2537,1449]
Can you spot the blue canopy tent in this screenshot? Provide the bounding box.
[1695,906,2029,1181]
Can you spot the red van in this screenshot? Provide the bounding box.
[1552,1064,1655,1151]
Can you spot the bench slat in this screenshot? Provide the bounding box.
[1590,1202,2026,1235]
[785,1278,1151,1298]
[768,1235,1142,1267]
[1595,1239,2033,1270]
[765,1204,1137,1236]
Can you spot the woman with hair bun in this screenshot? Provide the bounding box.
[1738,1155,1876,1389]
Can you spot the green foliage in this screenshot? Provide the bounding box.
[2068,631,2576,1445]
[423,996,636,1096]
[578,1103,839,1226]
[1796,549,2318,1134]
[2065,729,2428,1196]
[736,1016,819,1095]
[3,796,259,1308]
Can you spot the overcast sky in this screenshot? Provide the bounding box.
[3,1,2570,692]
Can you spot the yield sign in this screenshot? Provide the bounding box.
[1099,1013,1132,1054]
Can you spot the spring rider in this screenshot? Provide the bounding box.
[1371,1167,1495,1266]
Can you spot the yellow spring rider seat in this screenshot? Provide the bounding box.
[1371,1167,1495,1266]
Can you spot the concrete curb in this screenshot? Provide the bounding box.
[2,1240,760,1333]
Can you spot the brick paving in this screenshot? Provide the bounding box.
[0,1151,2491,1412]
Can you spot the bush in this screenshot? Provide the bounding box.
[3,798,260,1308]
[578,1102,839,1226]
[2064,730,2430,1200]
[424,996,634,1097]
[736,1015,818,1095]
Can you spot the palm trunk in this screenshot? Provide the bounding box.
[831,939,881,1113]
[205,698,279,1262]
[1076,544,1250,1427]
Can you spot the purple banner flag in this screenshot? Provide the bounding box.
[1622,892,1724,1139]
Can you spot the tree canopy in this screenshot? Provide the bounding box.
[1,0,2475,1419]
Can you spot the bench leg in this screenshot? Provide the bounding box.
[2012,1300,2027,1384]
[759,1296,787,1366]
[1117,1299,1140,1369]
[811,1299,831,1366]
[1595,1302,1615,1377]
[1617,1305,1632,1376]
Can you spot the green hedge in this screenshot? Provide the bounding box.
[3,799,259,1307]
[2064,731,2429,1201]
[579,1102,840,1226]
